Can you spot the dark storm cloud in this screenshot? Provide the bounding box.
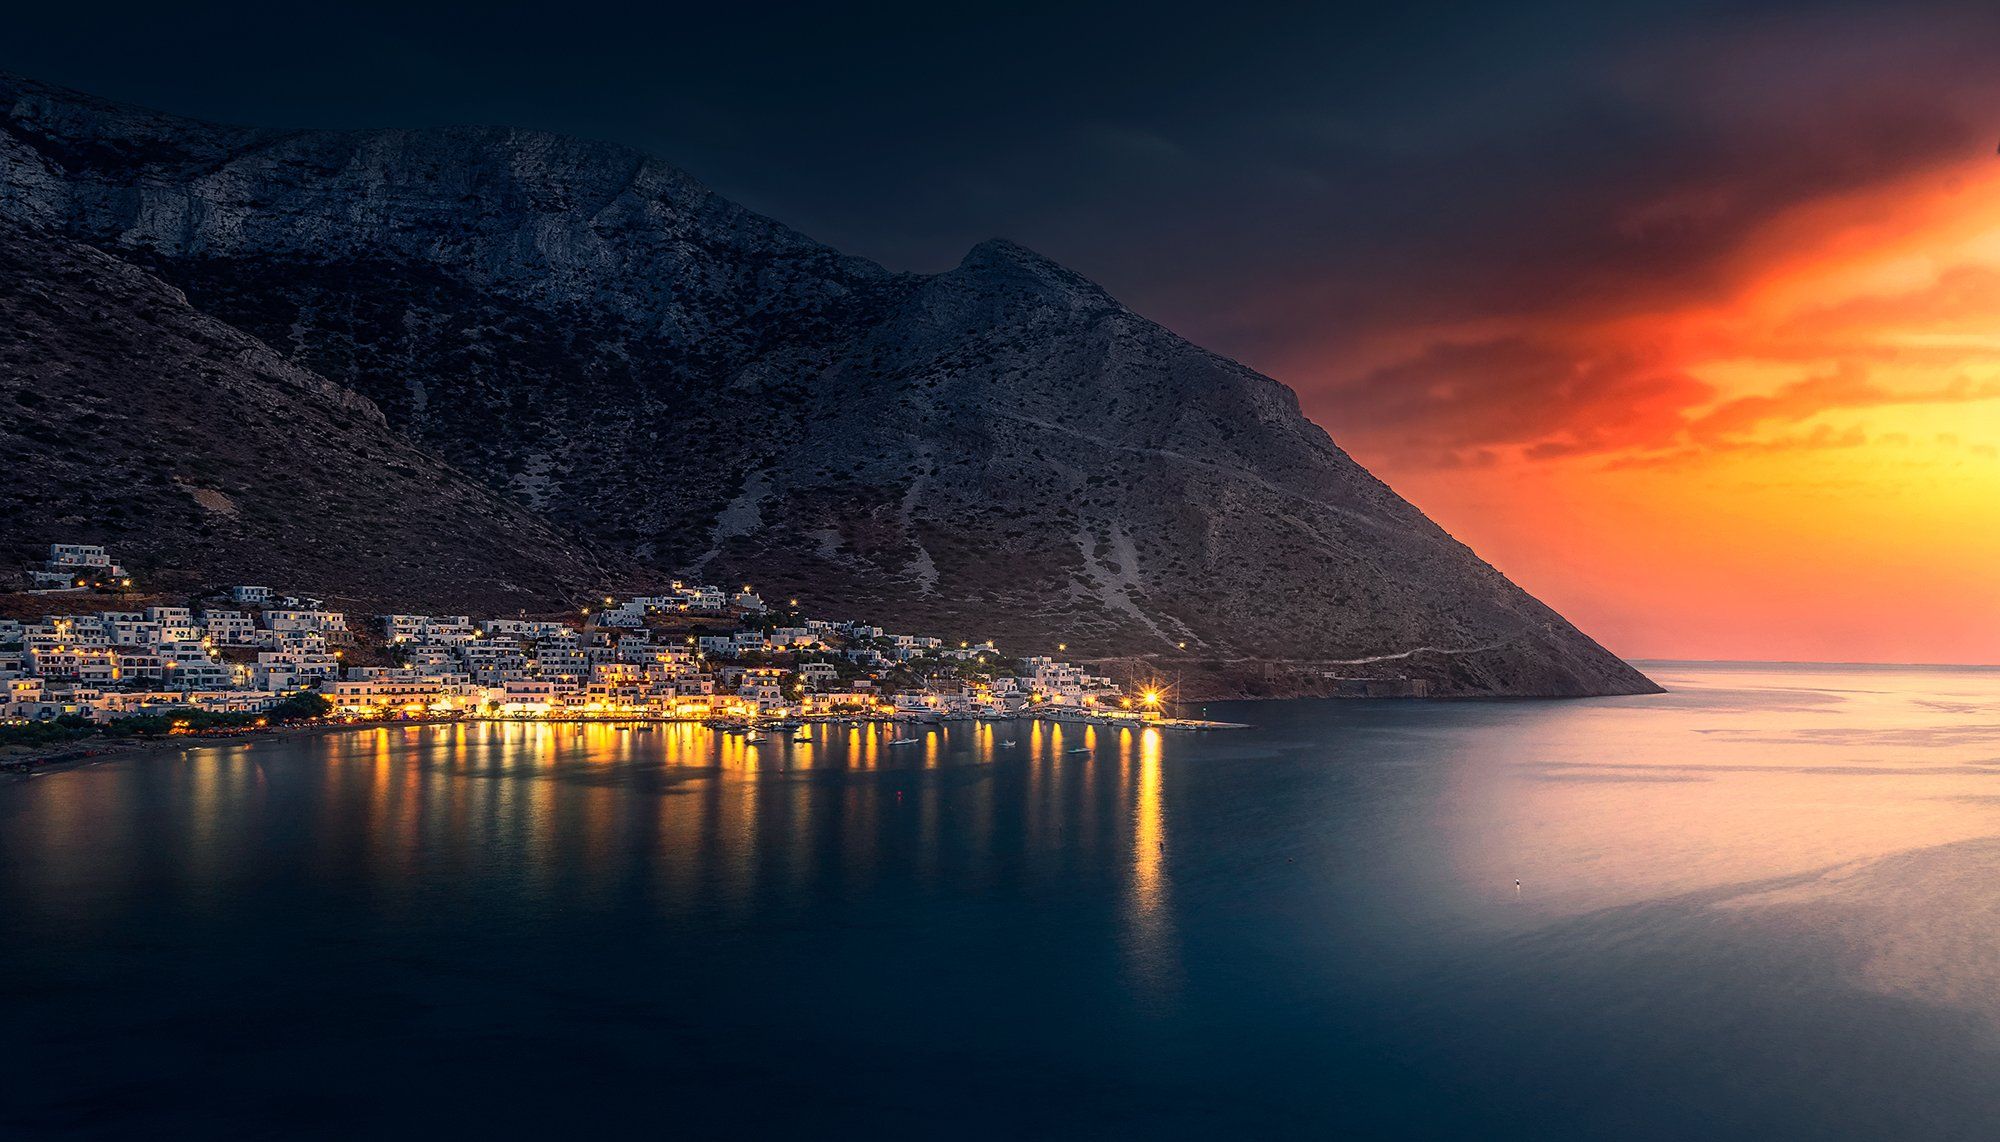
[7,0,1998,460]
[1170,6,2000,335]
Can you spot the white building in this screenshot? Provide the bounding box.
[35,544,127,590]
[265,609,347,634]
[204,609,258,645]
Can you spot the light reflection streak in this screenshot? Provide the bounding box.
[1125,727,1180,1003]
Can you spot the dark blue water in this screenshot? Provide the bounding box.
[7,664,2000,1138]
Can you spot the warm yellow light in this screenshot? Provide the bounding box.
[1141,689,1162,707]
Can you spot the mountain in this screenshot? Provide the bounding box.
[0,73,1658,697]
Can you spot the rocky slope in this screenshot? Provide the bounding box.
[0,73,1658,697]
[0,219,630,611]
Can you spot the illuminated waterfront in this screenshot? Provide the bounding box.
[7,667,2000,1137]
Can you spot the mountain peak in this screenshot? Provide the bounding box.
[951,237,1114,306]
[960,236,1047,264]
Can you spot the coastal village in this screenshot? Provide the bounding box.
[2,543,1178,734]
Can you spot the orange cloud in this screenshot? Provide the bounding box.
[1687,365,2000,446]
[1317,148,2000,663]
[1330,338,1710,463]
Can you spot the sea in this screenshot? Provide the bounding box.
[4,662,2000,1139]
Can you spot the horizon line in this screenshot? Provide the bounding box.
[1632,657,2000,671]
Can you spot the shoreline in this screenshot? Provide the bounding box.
[2,710,1248,776]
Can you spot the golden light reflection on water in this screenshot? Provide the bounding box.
[1125,727,1180,999]
[2,716,1189,999]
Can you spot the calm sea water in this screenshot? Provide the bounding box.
[5,663,2000,1138]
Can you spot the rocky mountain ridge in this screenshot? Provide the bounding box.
[0,72,1659,697]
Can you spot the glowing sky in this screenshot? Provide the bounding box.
[1260,21,2000,664]
[8,0,1997,663]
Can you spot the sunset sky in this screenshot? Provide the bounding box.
[9,0,1998,663]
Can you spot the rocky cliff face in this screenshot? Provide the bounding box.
[0,73,1658,697]
[0,219,632,610]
